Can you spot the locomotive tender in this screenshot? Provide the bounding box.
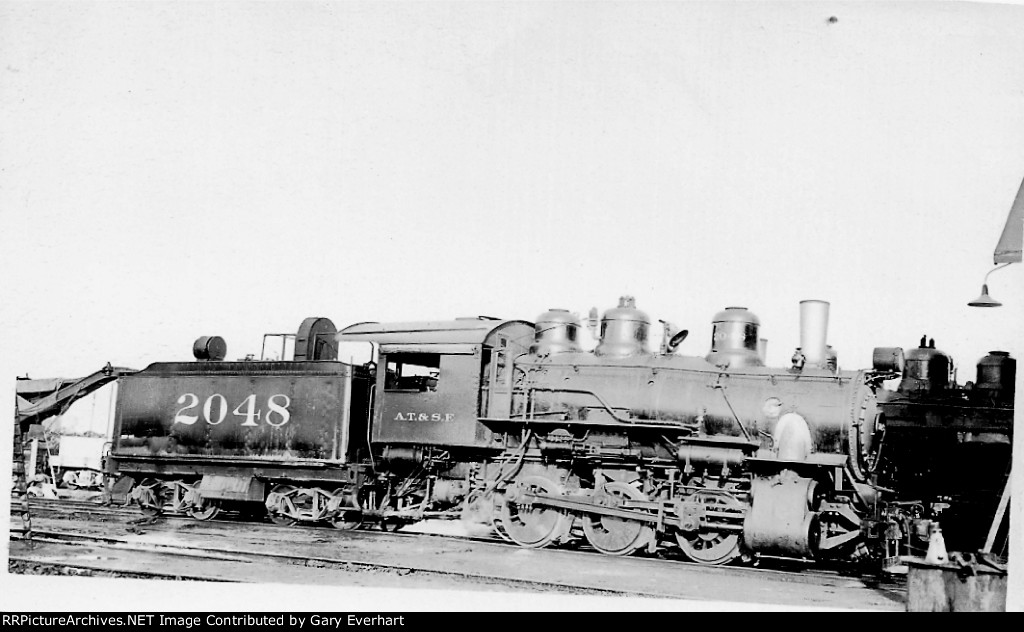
[106,298,1014,565]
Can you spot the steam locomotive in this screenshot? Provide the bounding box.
[104,297,1014,566]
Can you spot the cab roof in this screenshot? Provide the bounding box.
[336,318,533,348]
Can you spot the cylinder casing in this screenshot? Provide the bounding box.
[743,474,820,558]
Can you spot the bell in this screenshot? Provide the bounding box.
[968,284,1002,308]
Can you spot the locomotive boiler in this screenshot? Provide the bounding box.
[465,298,883,563]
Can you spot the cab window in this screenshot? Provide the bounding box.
[384,353,440,392]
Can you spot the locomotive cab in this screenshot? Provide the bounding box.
[335,318,534,453]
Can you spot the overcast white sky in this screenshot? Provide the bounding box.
[2,0,1023,612]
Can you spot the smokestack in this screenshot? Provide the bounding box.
[799,300,830,368]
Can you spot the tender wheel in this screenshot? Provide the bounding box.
[674,491,743,565]
[328,487,363,530]
[582,482,654,556]
[269,512,298,526]
[498,475,569,549]
[188,497,221,521]
[136,479,165,516]
[330,509,363,531]
[166,481,190,513]
[266,485,298,526]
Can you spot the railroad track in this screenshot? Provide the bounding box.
[16,498,905,578]
[11,496,906,606]
[8,528,643,597]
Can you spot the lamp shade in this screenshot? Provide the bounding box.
[968,284,1002,308]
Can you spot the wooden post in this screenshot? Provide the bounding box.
[1007,344,1024,611]
[984,476,1011,555]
